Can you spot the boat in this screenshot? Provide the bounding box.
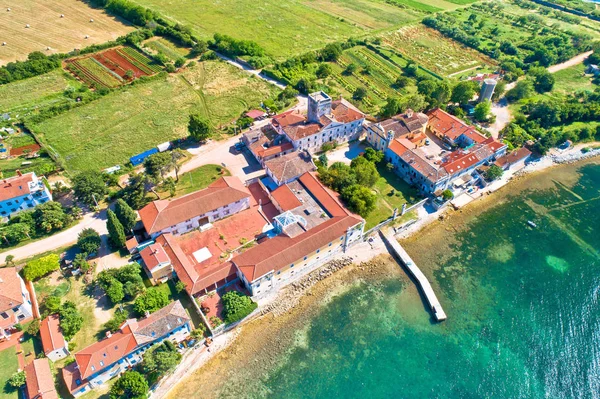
[527,220,537,228]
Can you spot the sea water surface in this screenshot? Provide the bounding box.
[256,162,600,398]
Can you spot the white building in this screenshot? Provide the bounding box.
[0,171,52,218]
[139,176,251,238]
[0,267,33,340]
[272,92,365,153]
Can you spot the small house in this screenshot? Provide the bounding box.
[140,243,173,285]
[40,314,69,361]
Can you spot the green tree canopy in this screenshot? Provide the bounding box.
[319,43,343,62]
[134,288,169,316]
[141,341,182,384]
[505,80,534,103]
[473,100,492,122]
[340,184,376,216]
[59,301,83,341]
[23,254,60,281]
[77,228,101,254]
[72,170,108,207]
[528,67,555,94]
[188,114,212,142]
[363,148,384,164]
[353,87,367,101]
[350,156,380,188]
[109,371,149,399]
[107,209,126,249]
[33,202,71,233]
[221,291,257,324]
[7,371,25,388]
[115,199,138,233]
[451,80,479,106]
[486,164,504,181]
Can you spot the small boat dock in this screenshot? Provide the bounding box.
[380,230,447,322]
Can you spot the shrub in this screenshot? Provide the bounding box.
[175,280,186,293]
[27,319,40,335]
[221,291,258,324]
[134,287,169,316]
[109,371,148,399]
[23,254,60,281]
[7,371,25,388]
[441,189,454,201]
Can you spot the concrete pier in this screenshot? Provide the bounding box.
[380,230,447,322]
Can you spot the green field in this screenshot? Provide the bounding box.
[383,24,497,76]
[0,70,80,114]
[0,347,19,399]
[158,164,231,199]
[144,37,191,61]
[128,0,475,59]
[30,61,280,174]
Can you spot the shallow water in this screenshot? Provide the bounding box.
[246,162,600,399]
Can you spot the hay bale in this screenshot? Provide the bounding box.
[6,8,10,11]
[2,42,6,46]
[25,24,30,28]
[84,35,89,39]
[60,14,64,18]
[89,18,94,22]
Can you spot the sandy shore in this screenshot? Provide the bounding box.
[156,147,600,399]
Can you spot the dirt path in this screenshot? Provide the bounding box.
[548,51,593,73]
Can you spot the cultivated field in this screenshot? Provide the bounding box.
[30,61,280,173]
[143,37,191,61]
[0,0,134,65]
[383,25,496,76]
[129,0,473,59]
[65,46,161,89]
[0,70,79,114]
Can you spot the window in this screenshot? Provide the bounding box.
[12,306,19,312]
[100,361,104,367]
[6,202,11,206]
[328,243,332,247]
[91,366,95,371]
[277,271,281,275]
[316,249,320,253]
[0,312,8,319]
[303,256,307,260]
[290,264,294,268]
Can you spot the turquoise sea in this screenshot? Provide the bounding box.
[257,162,600,398]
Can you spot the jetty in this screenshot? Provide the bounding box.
[380,230,447,322]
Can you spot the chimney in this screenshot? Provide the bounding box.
[105,331,112,338]
[144,311,150,318]
[406,109,413,118]
[16,169,22,177]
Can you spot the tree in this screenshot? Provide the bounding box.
[316,63,332,78]
[73,253,92,274]
[107,210,126,249]
[340,184,376,216]
[474,100,492,122]
[486,164,504,181]
[353,87,367,101]
[125,70,134,79]
[404,63,419,77]
[395,76,411,89]
[174,280,186,293]
[27,319,40,335]
[505,80,534,103]
[7,371,25,388]
[115,199,137,233]
[318,162,356,192]
[59,301,83,340]
[318,153,328,168]
[134,288,169,316]
[441,189,454,201]
[110,371,149,399]
[44,295,61,314]
[175,58,186,68]
[0,223,31,245]
[491,80,507,101]
[451,81,479,106]
[221,291,257,324]
[344,63,357,75]
[141,341,182,384]
[72,170,108,207]
[33,202,71,233]
[529,67,555,93]
[363,148,384,164]
[188,114,212,142]
[5,254,14,266]
[23,254,60,281]
[105,279,125,305]
[319,43,342,62]
[144,152,172,181]
[121,173,151,210]
[77,228,101,254]
[350,156,380,188]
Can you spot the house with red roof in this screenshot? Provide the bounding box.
[272,92,365,153]
[139,243,173,285]
[24,358,59,399]
[39,314,69,361]
[427,108,487,147]
[0,171,52,219]
[139,176,251,238]
[241,125,295,166]
[366,109,429,151]
[0,267,33,341]
[62,301,191,397]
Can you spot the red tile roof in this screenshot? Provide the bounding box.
[61,362,86,395]
[441,151,481,175]
[24,358,59,399]
[271,184,302,211]
[264,151,316,183]
[272,110,306,128]
[260,142,294,158]
[0,267,24,313]
[427,108,486,143]
[156,233,198,294]
[40,314,66,355]
[74,301,190,380]
[140,243,170,271]
[245,109,267,119]
[281,123,322,140]
[0,173,34,202]
[330,99,364,123]
[233,172,362,282]
[495,147,532,168]
[139,176,250,234]
[388,139,410,157]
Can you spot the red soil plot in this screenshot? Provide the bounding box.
[93,48,148,80]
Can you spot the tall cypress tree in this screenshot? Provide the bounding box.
[107,209,126,249]
[114,199,137,233]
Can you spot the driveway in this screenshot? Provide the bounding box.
[488,98,511,138]
[326,141,367,165]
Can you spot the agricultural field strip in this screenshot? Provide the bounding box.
[118,47,162,74]
[91,57,124,81]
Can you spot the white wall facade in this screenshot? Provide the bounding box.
[0,173,52,218]
[46,345,69,362]
[151,197,251,238]
[289,119,364,153]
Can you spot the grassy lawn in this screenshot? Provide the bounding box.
[0,347,19,399]
[30,60,280,174]
[548,64,595,97]
[0,70,81,115]
[159,164,231,199]
[130,0,428,60]
[365,166,421,229]
[382,24,496,76]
